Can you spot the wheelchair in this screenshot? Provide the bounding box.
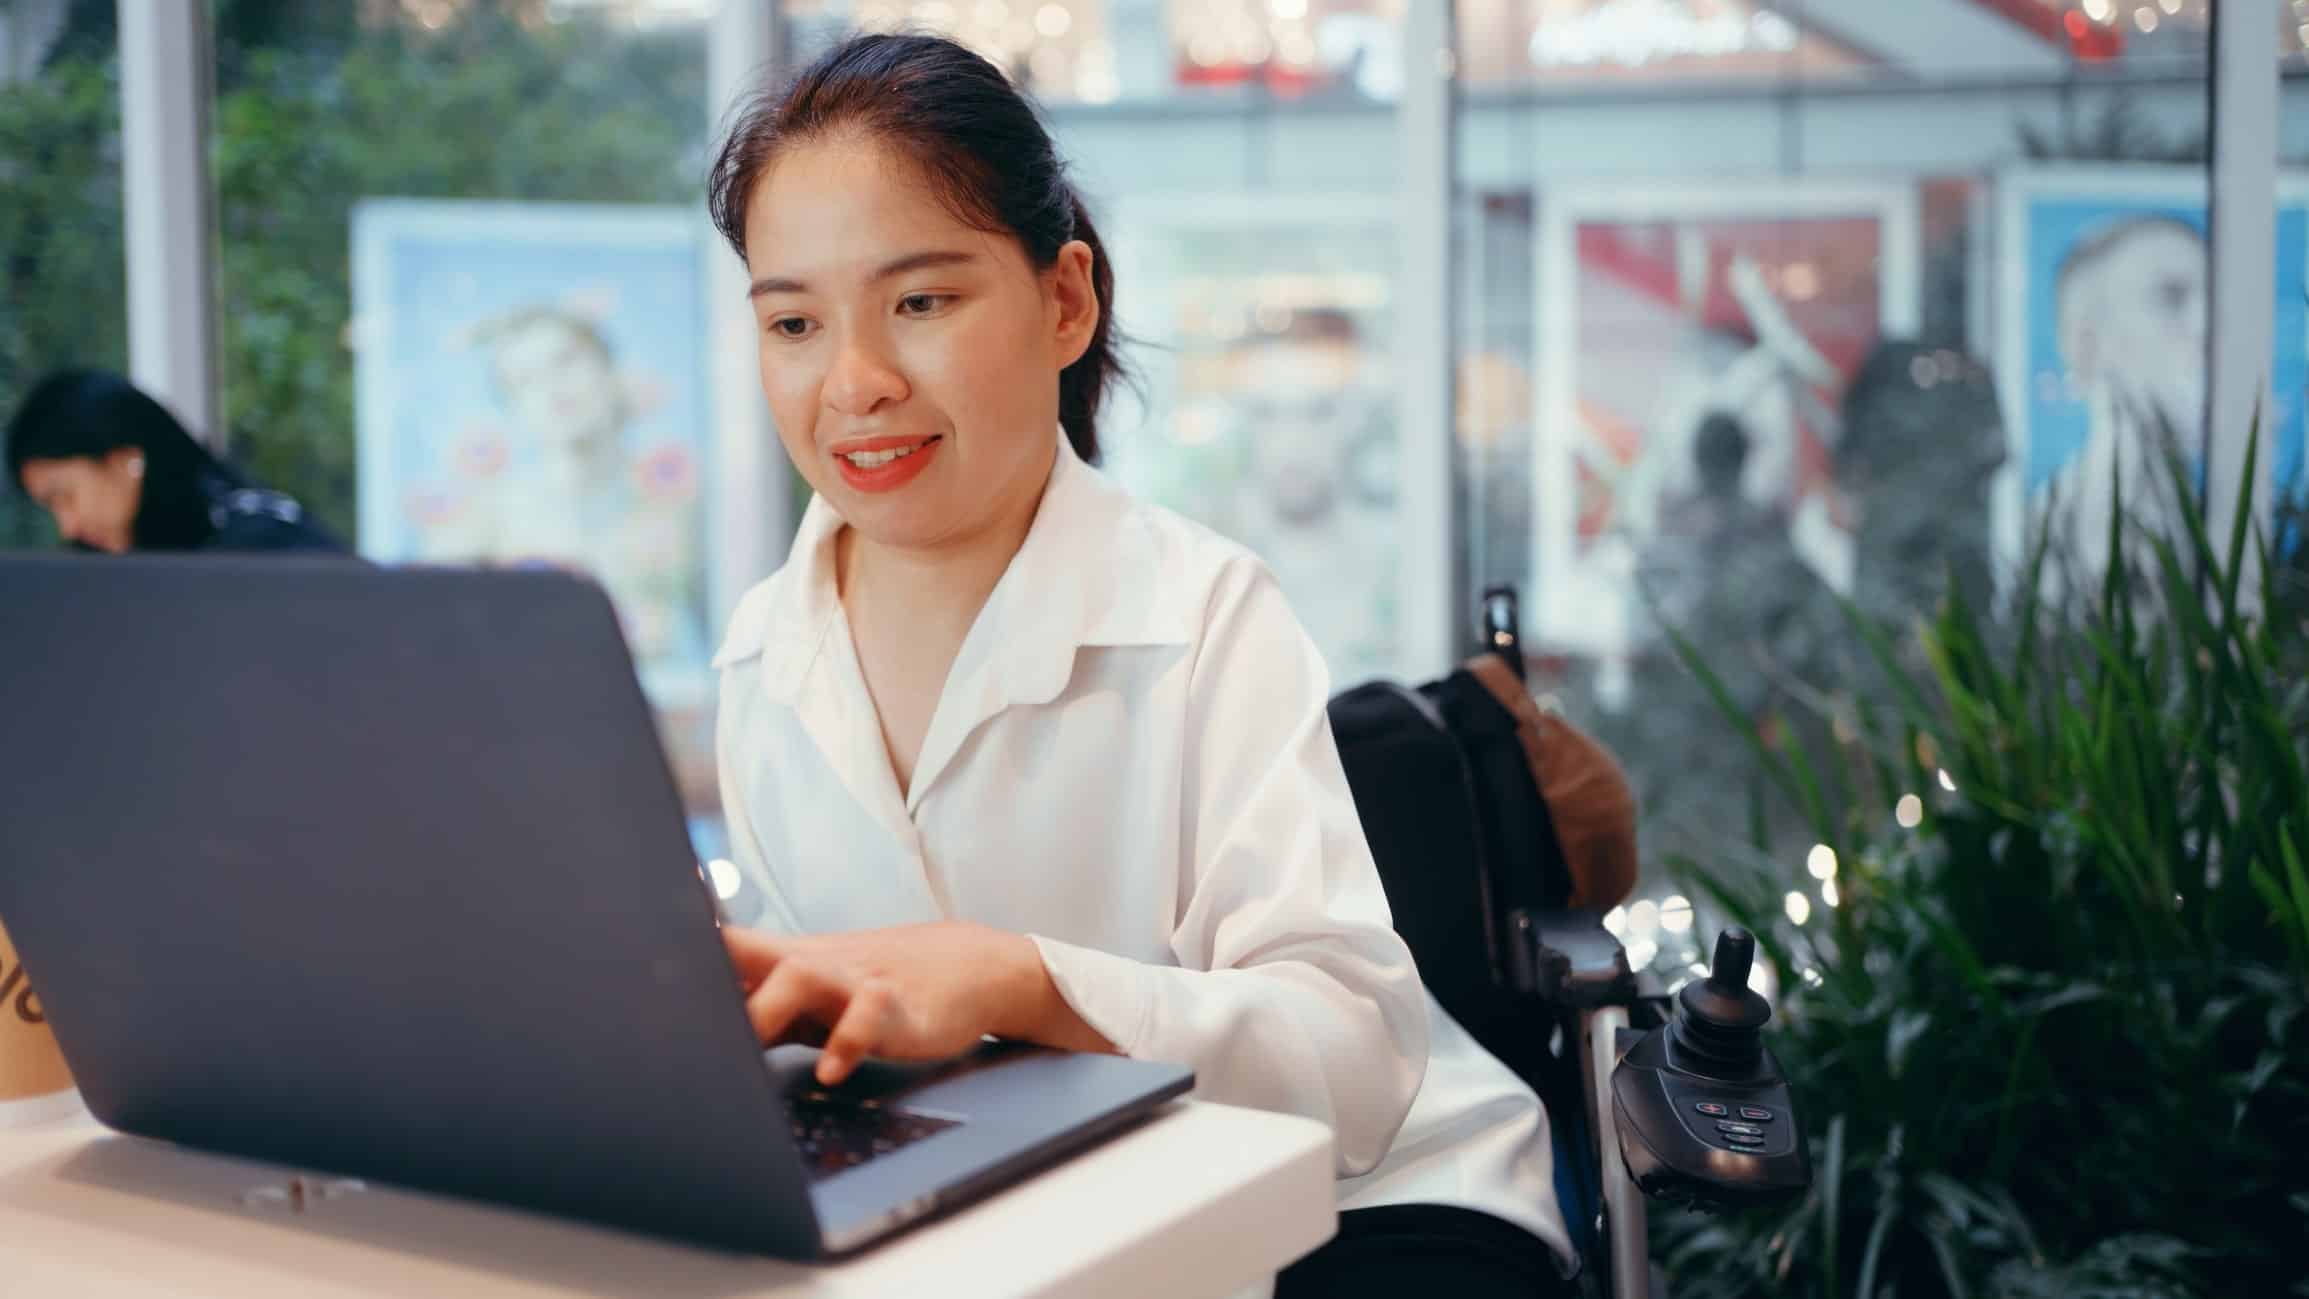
[1328,588,1810,1299]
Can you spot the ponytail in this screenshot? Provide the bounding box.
[1057,195,1121,464]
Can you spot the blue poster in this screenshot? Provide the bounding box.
[2021,194,2309,501]
[352,200,712,706]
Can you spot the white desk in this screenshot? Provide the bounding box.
[0,1098,1335,1299]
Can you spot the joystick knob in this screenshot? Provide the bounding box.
[1668,927,1772,1078]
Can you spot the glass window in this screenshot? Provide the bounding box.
[1453,0,2231,945]
[781,0,1404,105]
[775,1,1416,686]
[1456,0,1868,87]
[205,0,723,839]
[0,0,125,550]
[2278,0,2308,555]
[1104,199,1403,685]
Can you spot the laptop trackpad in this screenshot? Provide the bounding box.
[765,1039,1124,1129]
[767,1041,1190,1253]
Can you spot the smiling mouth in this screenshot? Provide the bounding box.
[838,437,941,469]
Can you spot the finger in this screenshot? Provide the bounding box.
[816,980,897,1085]
[722,926,795,988]
[744,960,851,1047]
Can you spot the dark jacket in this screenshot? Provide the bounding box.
[126,471,344,554]
[196,477,344,553]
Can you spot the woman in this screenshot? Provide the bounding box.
[707,34,1575,1297]
[5,369,341,554]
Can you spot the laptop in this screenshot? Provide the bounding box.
[0,555,1193,1258]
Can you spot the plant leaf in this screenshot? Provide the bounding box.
[1886,1009,1931,1080]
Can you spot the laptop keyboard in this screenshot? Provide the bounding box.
[788,1089,961,1182]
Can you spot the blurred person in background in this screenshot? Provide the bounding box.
[1632,410,1841,861]
[1634,410,1847,706]
[1834,340,2006,625]
[5,369,341,555]
[1641,410,1842,710]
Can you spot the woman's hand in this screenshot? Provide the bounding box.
[721,921,1114,1085]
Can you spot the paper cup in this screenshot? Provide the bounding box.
[0,914,80,1126]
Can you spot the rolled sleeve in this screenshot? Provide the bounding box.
[1029,933,1159,1057]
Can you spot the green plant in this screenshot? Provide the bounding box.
[1656,427,2309,1297]
[0,48,125,549]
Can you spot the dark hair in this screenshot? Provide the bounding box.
[1834,341,2005,485]
[5,369,246,548]
[707,33,1124,463]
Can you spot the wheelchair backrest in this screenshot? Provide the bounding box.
[1327,658,1637,1081]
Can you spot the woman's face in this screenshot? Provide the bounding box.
[742,135,1098,553]
[18,452,142,553]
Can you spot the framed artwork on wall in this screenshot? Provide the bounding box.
[1991,165,2309,585]
[353,199,721,815]
[1103,193,1413,687]
[1529,180,1922,675]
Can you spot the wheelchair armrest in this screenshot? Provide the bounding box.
[1507,907,1641,1009]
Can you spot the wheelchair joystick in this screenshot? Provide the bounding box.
[1667,929,1770,1076]
[1607,926,1810,1212]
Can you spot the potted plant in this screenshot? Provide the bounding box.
[1656,429,2309,1297]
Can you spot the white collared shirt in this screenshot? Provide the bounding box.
[713,435,1573,1269]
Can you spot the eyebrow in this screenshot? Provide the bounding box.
[748,249,979,299]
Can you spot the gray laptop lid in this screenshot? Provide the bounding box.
[0,556,822,1255]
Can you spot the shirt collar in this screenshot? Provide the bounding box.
[712,432,1195,708]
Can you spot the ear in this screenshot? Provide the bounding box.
[101,447,145,480]
[1048,240,1100,372]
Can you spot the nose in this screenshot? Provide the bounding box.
[821,327,909,418]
